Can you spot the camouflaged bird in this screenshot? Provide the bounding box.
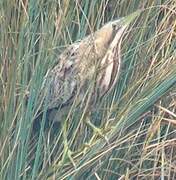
[39,11,140,124]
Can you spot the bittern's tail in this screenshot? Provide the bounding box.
[32,108,61,135]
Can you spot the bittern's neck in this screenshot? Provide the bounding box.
[110,26,127,49]
[94,26,114,47]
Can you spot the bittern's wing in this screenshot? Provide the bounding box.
[42,43,80,110]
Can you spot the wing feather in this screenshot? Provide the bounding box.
[42,43,80,110]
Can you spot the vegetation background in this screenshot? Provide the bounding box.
[0,0,176,179]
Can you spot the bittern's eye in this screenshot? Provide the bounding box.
[112,24,121,31]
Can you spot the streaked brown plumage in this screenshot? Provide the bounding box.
[38,11,140,127]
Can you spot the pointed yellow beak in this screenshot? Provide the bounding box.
[121,10,141,27]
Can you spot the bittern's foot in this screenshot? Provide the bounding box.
[85,119,109,143]
[62,146,76,168]
[59,139,76,168]
[61,122,76,168]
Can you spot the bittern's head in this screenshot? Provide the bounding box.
[95,10,140,46]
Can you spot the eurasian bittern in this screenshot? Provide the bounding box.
[36,11,140,141]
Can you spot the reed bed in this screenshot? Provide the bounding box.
[0,0,176,179]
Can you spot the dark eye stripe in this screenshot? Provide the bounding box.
[112,24,121,32]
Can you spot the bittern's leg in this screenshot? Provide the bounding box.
[84,112,109,143]
[61,120,76,168]
[51,109,76,168]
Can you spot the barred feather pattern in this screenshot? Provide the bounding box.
[41,21,127,113]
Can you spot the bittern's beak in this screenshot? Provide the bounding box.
[110,10,140,41]
[121,10,141,27]
[111,10,141,29]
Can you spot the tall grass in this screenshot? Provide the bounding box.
[0,0,176,179]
